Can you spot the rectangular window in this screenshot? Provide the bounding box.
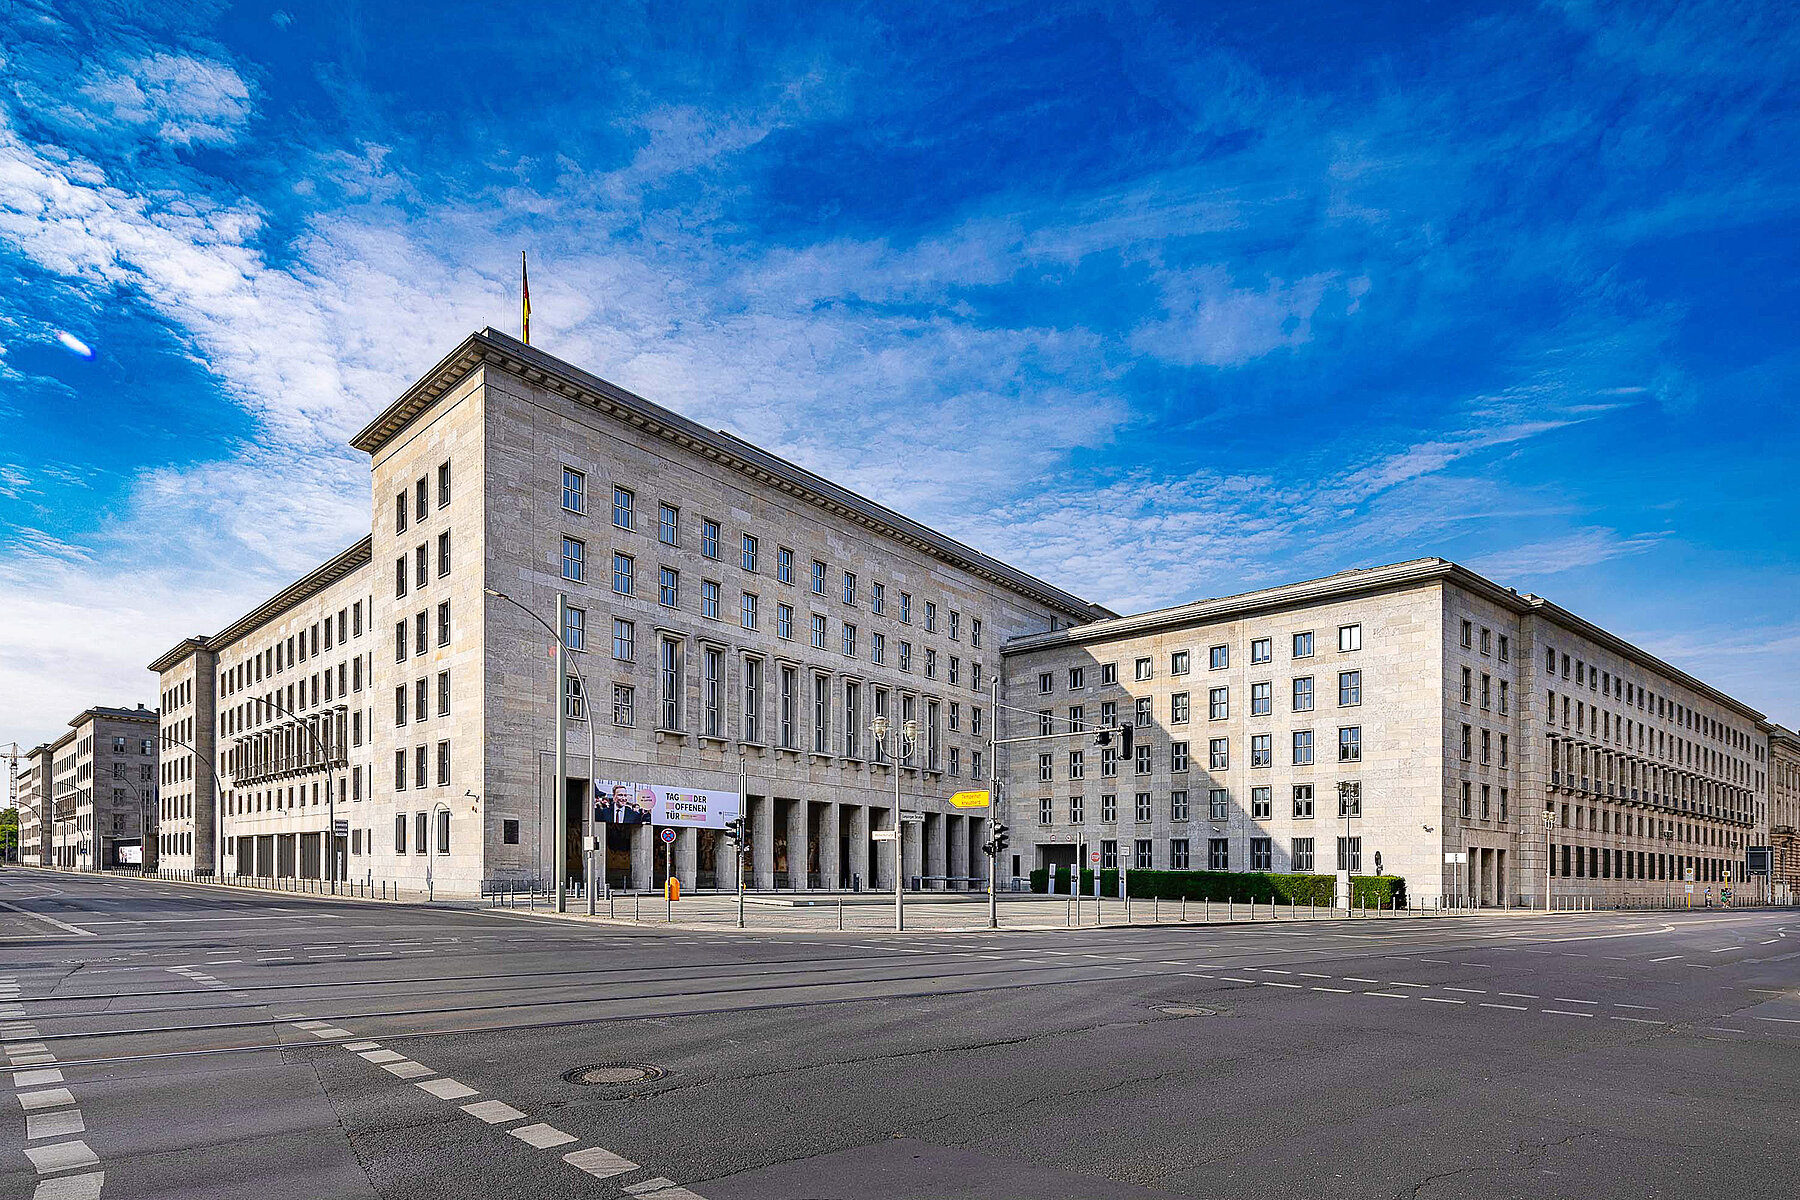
[1134,743,1151,775]
[870,582,885,614]
[1339,671,1362,706]
[395,492,408,534]
[1209,838,1229,870]
[395,683,408,726]
[1251,786,1272,820]
[702,580,720,619]
[1170,650,1189,676]
[872,632,885,665]
[1209,738,1228,770]
[813,672,831,753]
[701,520,720,559]
[1498,635,1510,662]
[1170,838,1191,869]
[780,667,798,749]
[1101,793,1118,822]
[1338,624,1362,652]
[437,741,451,787]
[742,658,762,743]
[565,673,585,721]
[741,592,758,630]
[1337,781,1362,817]
[1038,797,1054,826]
[1335,836,1362,872]
[843,571,857,605]
[899,641,912,671]
[811,560,827,595]
[703,647,724,738]
[416,544,429,590]
[1461,619,1473,648]
[1171,741,1189,772]
[741,534,758,572]
[659,637,683,730]
[810,613,827,649]
[436,601,451,647]
[1461,723,1473,760]
[971,617,981,647]
[659,503,678,545]
[842,623,857,657]
[613,552,634,596]
[1070,666,1086,690]
[1068,749,1085,780]
[395,619,407,662]
[1292,837,1315,871]
[1339,726,1362,762]
[437,670,450,717]
[613,486,634,529]
[416,478,427,522]
[1171,692,1190,723]
[437,530,451,578]
[1249,836,1272,871]
[1208,687,1229,721]
[1209,644,1229,670]
[394,811,407,851]
[924,601,938,632]
[437,460,451,508]
[845,682,861,758]
[1134,696,1152,727]
[1292,676,1314,711]
[925,648,937,678]
[1250,638,1271,664]
[395,555,408,598]
[1135,839,1153,869]
[1293,784,1314,818]
[562,537,585,583]
[1293,631,1314,658]
[1039,753,1053,783]
[562,468,586,514]
[1250,681,1271,716]
[1292,729,1314,765]
[776,547,793,583]
[899,593,912,623]
[1135,657,1153,681]
[612,618,635,661]
[777,604,793,639]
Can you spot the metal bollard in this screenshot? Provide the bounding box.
[838,899,844,931]
[1180,895,1186,923]
[1228,898,1233,922]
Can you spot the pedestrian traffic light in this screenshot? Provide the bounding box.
[725,817,749,851]
[1118,724,1133,759]
[993,823,1009,854]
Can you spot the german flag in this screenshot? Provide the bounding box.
[521,250,531,344]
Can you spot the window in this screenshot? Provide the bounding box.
[612,553,634,596]
[1480,674,1491,710]
[437,461,451,508]
[562,468,585,514]
[1498,635,1510,663]
[1171,741,1189,772]
[1100,662,1116,685]
[1101,793,1118,822]
[1292,676,1314,712]
[1250,681,1271,716]
[502,818,520,845]
[1134,743,1151,775]
[1461,619,1473,648]
[1135,792,1152,822]
[1339,671,1362,706]
[701,580,720,619]
[1292,730,1314,765]
[612,486,634,530]
[394,750,408,792]
[779,668,798,749]
[437,741,451,788]
[741,592,758,630]
[811,560,827,595]
[659,504,679,545]
[1460,723,1473,760]
[659,637,683,730]
[1039,797,1053,826]
[842,623,858,657]
[1293,631,1314,658]
[562,537,585,583]
[1250,638,1271,664]
[843,572,857,605]
[810,613,827,649]
[1293,784,1314,819]
[1481,728,1492,765]
[1461,666,1473,703]
[1209,838,1229,870]
[1171,650,1190,676]
[1069,666,1086,690]
[741,534,758,572]
[924,601,937,632]
[1480,783,1491,820]
[1039,671,1054,695]
[416,544,429,590]
[437,531,451,578]
[1338,624,1361,652]
[1171,692,1190,724]
[845,683,862,757]
[777,604,793,639]
[1170,790,1190,821]
[742,658,762,742]
[1135,657,1153,681]
[812,672,830,753]
[925,648,937,678]
[1208,687,1229,721]
[701,520,720,559]
[437,601,451,647]
[1250,733,1272,767]
[395,619,407,662]
[565,674,585,721]
[1209,644,1229,670]
[395,492,408,534]
[1335,836,1362,872]
[1170,838,1191,869]
[437,670,450,717]
[1251,787,1271,819]
[776,547,793,584]
[395,555,408,598]
[1134,696,1152,727]
[872,632,885,665]
[1135,839,1154,869]
[612,618,635,661]
[416,478,427,522]
[1209,738,1228,770]
[395,684,408,726]
[1338,726,1362,762]
[394,811,407,850]
[1459,780,1473,818]
[1249,836,1272,871]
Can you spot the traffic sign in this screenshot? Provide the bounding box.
[1747,847,1772,875]
[332,819,349,837]
[659,828,677,844]
[1685,867,1695,882]
[900,809,925,824]
[1090,851,1100,864]
[871,829,898,842]
[1685,884,1694,894]
[1444,852,1467,864]
[950,790,991,809]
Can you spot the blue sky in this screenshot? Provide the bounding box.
[1,0,1797,749]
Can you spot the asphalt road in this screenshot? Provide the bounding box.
[3,870,1797,1200]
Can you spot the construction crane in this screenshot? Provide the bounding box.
[2,742,22,865]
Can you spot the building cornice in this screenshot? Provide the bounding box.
[69,706,158,730]
[148,636,213,675]
[207,537,374,653]
[350,329,1111,623]
[1004,556,1767,727]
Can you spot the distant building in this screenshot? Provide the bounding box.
[1770,725,1800,898]
[1004,559,1772,907]
[45,706,160,869]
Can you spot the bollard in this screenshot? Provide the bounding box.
[838,899,845,931]
[635,894,642,921]
[1067,898,1073,927]
[1228,898,1233,922]
[1180,895,1186,923]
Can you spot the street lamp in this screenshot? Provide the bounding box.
[1336,780,1360,910]
[426,800,451,901]
[249,695,348,892]
[485,587,595,914]
[1541,805,1556,912]
[869,714,919,931]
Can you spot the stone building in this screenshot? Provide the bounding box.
[1770,725,1800,899]
[16,743,53,866]
[152,328,1108,896]
[1002,559,1770,907]
[44,706,160,869]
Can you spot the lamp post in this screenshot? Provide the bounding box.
[426,800,452,901]
[1336,780,1359,910]
[157,729,228,878]
[485,587,595,914]
[869,715,919,931]
[248,696,348,892]
[1541,805,1556,912]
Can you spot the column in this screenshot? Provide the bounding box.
[848,804,870,891]
[925,812,946,888]
[676,826,698,890]
[820,802,842,890]
[631,822,654,891]
[787,799,809,891]
[947,814,967,889]
[753,793,776,890]
[714,828,735,891]
[901,812,921,889]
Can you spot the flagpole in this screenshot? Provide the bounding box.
[521,250,531,345]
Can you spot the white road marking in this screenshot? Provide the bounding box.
[565,1146,639,1179]
[1480,1003,1527,1011]
[14,1069,63,1088]
[1419,997,1465,1004]
[18,1088,75,1111]
[1443,987,1486,994]
[624,1177,707,1198]
[419,1078,478,1100]
[463,1099,527,1124]
[26,1108,85,1140]
[1614,1003,1658,1011]
[25,1139,99,1174]
[1497,992,1538,999]
[1650,955,1682,962]
[31,1170,104,1199]
[1364,991,1410,999]
[381,1061,436,1080]
[1311,986,1350,993]
[1611,1015,1666,1025]
[1543,1008,1594,1018]
[1260,981,1302,989]
[0,902,95,938]
[1552,998,1597,1005]
[511,1122,577,1149]
[358,1049,406,1064]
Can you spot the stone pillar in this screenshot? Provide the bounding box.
[946,814,964,888]
[925,812,946,888]
[753,793,776,890]
[902,815,923,889]
[631,823,654,891]
[820,802,842,890]
[676,827,698,890]
[848,804,870,891]
[714,829,736,891]
[787,799,809,891]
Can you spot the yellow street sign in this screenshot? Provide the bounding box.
[950,790,991,809]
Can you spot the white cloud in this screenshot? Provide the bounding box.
[1130,266,1339,367]
[76,52,253,148]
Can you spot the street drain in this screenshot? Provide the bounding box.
[564,1063,666,1086]
[1156,1005,1217,1018]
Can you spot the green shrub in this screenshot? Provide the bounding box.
[1030,866,1405,907]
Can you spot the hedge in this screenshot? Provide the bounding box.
[1030,866,1405,908]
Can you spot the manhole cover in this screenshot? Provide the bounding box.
[564,1063,666,1086]
[1156,1005,1217,1018]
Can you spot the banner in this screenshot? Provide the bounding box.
[593,777,742,829]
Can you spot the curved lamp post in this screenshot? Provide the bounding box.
[869,715,919,931]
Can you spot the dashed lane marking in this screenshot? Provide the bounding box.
[419,1078,478,1100]
[462,1099,528,1124]
[511,1123,578,1149]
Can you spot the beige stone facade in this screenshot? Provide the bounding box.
[44,707,159,868]
[1004,560,1770,907]
[16,743,53,865]
[1770,726,1800,898]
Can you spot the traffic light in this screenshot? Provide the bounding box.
[981,822,1010,859]
[725,817,749,852]
[1118,724,1133,759]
